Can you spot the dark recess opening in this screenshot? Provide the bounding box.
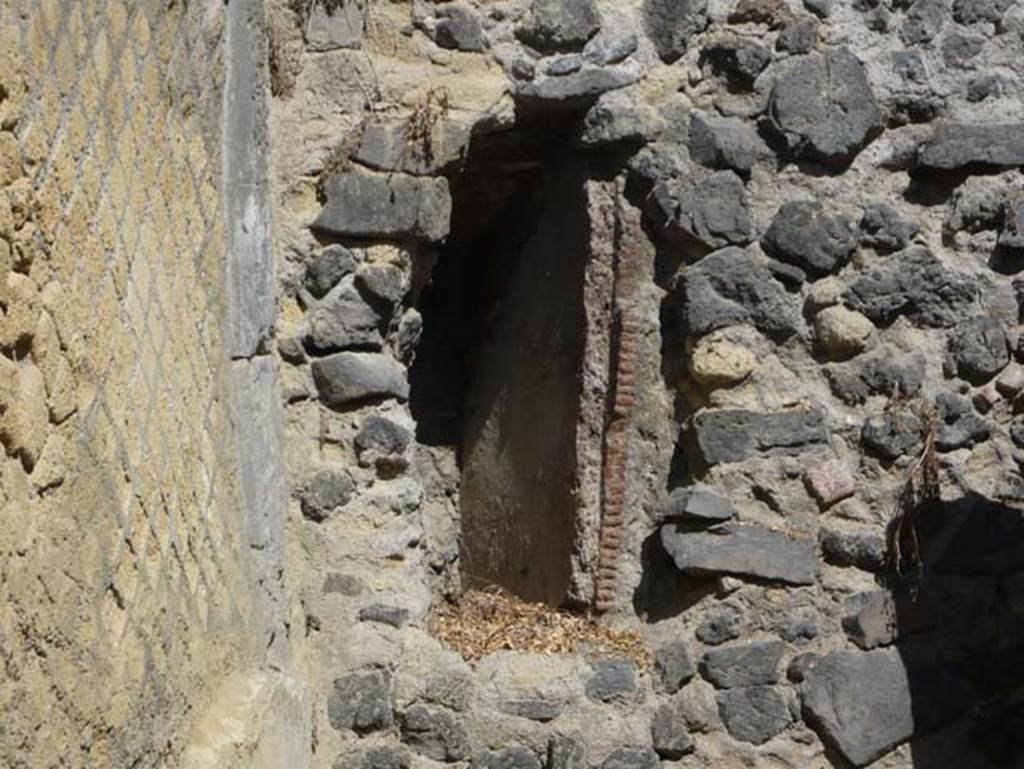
[409,113,591,606]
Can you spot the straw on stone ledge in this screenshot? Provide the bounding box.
[430,587,651,668]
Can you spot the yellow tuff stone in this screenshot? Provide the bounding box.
[815,305,874,360]
[689,331,758,389]
[0,131,23,187]
[0,272,40,350]
[1,361,48,468]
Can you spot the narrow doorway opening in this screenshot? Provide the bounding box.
[409,117,591,606]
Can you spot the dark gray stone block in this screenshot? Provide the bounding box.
[312,353,409,407]
[935,391,990,451]
[686,408,829,465]
[545,54,583,76]
[824,347,926,405]
[432,4,486,52]
[801,647,975,766]
[953,0,1013,24]
[306,245,356,298]
[306,282,383,353]
[701,38,771,90]
[689,112,763,174]
[768,47,882,166]
[400,704,469,761]
[643,0,708,62]
[916,123,1024,173]
[779,608,818,643]
[654,640,696,693]
[861,409,923,461]
[580,91,661,147]
[776,15,817,53]
[470,745,542,769]
[843,247,976,328]
[860,204,919,253]
[820,528,886,572]
[948,315,1009,385]
[517,0,601,51]
[898,0,946,46]
[651,704,694,759]
[717,686,791,744]
[668,170,753,249]
[700,640,785,688]
[301,468,354,522]
[328,669,393,734]
[547,735,585,769]
[512,67,638,103]
[661,521,817,585]
[762,200,857,278]
[355,415,412,465]
[314,171,451,242]
[663,484,735,522]
[696,604,743,645]
[355,263,408,307]
[598,747,659,769]
[676,247,799,340]
[585,659,637,702]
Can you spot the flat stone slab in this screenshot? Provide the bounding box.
[801,647,975,767]
[661,521,817,585]
[685,407,829,466]
[312,352,409,407]
[313,171,451,242]
[512,67,638,103]
[915,122,1024,173]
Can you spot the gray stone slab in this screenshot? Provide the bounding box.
[314,171,451,242]
[661,521,817,585]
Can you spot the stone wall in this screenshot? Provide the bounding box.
[4,0,1024,767]
[271,0,1024,767]
[0,1,304,766]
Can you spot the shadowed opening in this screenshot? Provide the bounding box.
[410,117,591,606]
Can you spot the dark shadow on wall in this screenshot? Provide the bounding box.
[800,492,1024,769]
[897,493,1024,769]
[409,117,591,607]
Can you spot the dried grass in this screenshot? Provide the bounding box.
[430,588,652,668]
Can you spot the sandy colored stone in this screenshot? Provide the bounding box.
[805,276,844,313]
[0,353,16,410]
[689,331,757,388]
[0,131,22,187]
[0,239,11,306]
[0,455,33,554]
[0,197,13,242]
[31,428,66,491]
[1,361,48,468]
[45,355,76,423]
[29,310,74,421]
[814,305,873,359]
[0,272,39,350]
